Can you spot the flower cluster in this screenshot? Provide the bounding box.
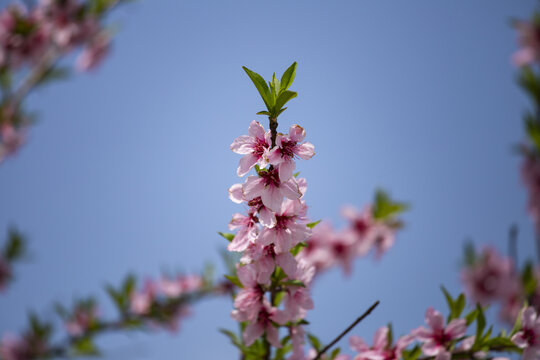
[513,20,540,67]
[0,0,114,72]
[298,204,400,276]
[128,273,204,332]
[461,246,540,324]
[227,120,316,357]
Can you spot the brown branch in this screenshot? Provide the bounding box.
[314,300,380,360]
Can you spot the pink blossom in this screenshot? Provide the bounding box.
[242,301,282,348]
[243,167,302,212]
[0,124,26,163]
[267,125,315,182]
[460,247,516,306]
[258,199,310,253]
[349,326,413,360]
[289,325,306,360]
[231,263,264,323]
[76,31,109,71]
[513,21,540,67]
[342,206,395,258]
[413,307,467,358]
[230,120,271,176]
[228,211,259,252]
[130,280,156,315]
[0,5,48,68]
[0,334,30,360]
[511,307,540,360]
[65,305,98,337]
[282,259,315,321]
[298,222,336,273]
[241,243,297,285]
[159,274,202,298]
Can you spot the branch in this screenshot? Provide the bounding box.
[314,300,380,360]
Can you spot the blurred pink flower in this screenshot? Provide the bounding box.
[349,326,413,360]
[460,247,516,305]
[413,307,467,359]
[512,307,540,360]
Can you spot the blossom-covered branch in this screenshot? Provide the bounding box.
[0,270,230,359]
[0,0,133,165]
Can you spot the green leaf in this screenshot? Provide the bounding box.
[290,242,307,256]
[485,336,518,349]
[256,111,271,116]
[224,274,243,288]
[387,323,394,347]
[243,66,272,111]
[474,304,486,347]
[465,308,479,326]
[306,220,322,229]
[372,189,408,221]
[441,286,454,313]
[72,337,100,356]
[519,67,540,105]
[329,348,341,360]
[218,232,235,242]
[281,280,305,288]
[280,62,297,93]
[4,227,25,261]
[524,113,540,151]
[453,293,466,319]
[122,274,136,298]
[273,90,297,114]
[219,328,246,351]
[307,333,322,351]
[402,346,422,360]
[463,241,477,266]
[522,261,538,297]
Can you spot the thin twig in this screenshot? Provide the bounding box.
[314,300,380,360]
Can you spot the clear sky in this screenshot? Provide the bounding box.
[0,0,538,358]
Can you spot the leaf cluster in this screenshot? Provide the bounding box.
[243,62,298,119]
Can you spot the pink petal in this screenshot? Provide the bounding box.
[243,176,265,200]
[237,264,257,287]
[230,135,253,154]
[425,307,445,331]
[261,186,283,212]
[446,319,466,339]
[276,252,297,278]
[289,125,306,142]
[280,180,302,200]
[372,327,388,350]
[266,324,282,348]
[228,184,244,203]
[349,335,369,353]
[522,307,538,329]
[278,158,296,182]
[238,154,259,176]
[244,322,265,346]
[248,120,266,140]
[295,142,315,160]
[258,206,276,228]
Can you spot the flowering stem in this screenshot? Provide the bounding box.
[269,117,278,147]
[314,300,380,360]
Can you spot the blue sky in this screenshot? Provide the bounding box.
[0,0,538,358]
